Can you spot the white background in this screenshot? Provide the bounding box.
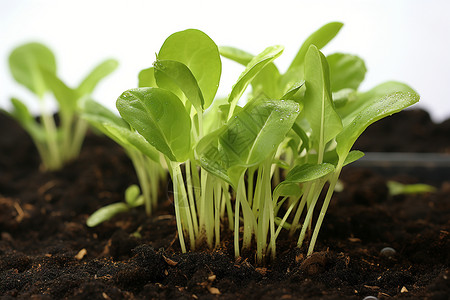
[1,0,449,122]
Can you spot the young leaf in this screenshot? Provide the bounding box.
[219,46,253,65]
[302,45,343,158]
[9,98,46,141]
[227,45,284,118]
[102,122,161,163]
[41,68,79,116]
[83,101,160,163]
[9,42,56,98]
[77,59,118,96]
[336,91,419,163]
[86,203,129,227]
[158,29,221,108]
[198,99,301,185]
[287,22,343,73]
[138,67,158,88]
[280,22,343,92]
[338,81,416,124]
[327,53,366,92]
[83,99,128,128]
[116,87,191,162]
[273,183,302,202]
[125,184,144,207]
[284,163,335,183]
[154,59,204,113]
[220,46,282,99]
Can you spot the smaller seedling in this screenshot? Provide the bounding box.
[86,184,143,227]
[387,180,436,196]
[7,42,117,170]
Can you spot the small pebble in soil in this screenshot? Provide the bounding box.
[362,296,379,300]
[380,247,396,258]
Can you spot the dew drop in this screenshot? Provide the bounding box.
[363,296,378,300]
[380,247,396,258]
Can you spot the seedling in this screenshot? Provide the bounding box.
[82,99,166,216]
[7,42,117,170]
[89,23,418,263]
[86,185,143,227]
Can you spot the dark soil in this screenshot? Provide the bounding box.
[0,109,449,299]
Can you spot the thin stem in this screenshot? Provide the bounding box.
[307,166,342,256]
[170,161,187,253]
[289,182,312,237]
[234,173,244,258]
[185,160,199,236]
[275,198,298,239]
[214,179,221,247]
[297,179,326,248]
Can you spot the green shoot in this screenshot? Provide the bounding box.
[7,42,117,170]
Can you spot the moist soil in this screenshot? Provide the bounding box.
[0,109,449,299]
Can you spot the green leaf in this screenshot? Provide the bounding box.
[220,46,282,99]
[284,163,335,183]
[83,99,128,128]
[116,87,191,162]
[138,67,158,88]
[125,184,143,207]
[83,100,160,162]
[9,42,56,98]
[387,181,436,196]
[102,122,161,163]
[287,22,343,73]
[327,53,366,92]
[227,45,284,118]
[224,99,300,166]
[41,68,78,116]
[281,81,305,100]
[273,183,302,201]
[338,81,416,124]
[302,45,343,156]
[280,22,343,92]
[154,59,204,112]
[77,59,118,96]
[158,29,221,108]
[86,202,130,227]
[336,91,419,163]
[9,97,46,141]
[219,46,253,65]
[198,98,301,185]
[251,63,281,99]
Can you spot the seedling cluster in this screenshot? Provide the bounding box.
[7,22,419,263]
[7,43,118,170]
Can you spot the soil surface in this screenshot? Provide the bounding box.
[0,109,449,299]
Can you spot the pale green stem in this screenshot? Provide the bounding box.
[204,175,215,248]
[172,162,196,250]
[275,199,297,239]
[289,182,312,237]
[185,160,199,236]
[40,110,62,170]
[234,173,244,258]
[297,179,326,248]
[307,166,342,256]
[224,182,234,231]
[247,167,256,207]
[214,179,221,247]
[131,152,152,215]
[69,117,88,159]
[170,161,187,253]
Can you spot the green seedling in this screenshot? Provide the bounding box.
[87,23,418,263]
[387,181,436,196]
[86,185,143,227]
[82,99,166,216]
[7,42,117,170]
